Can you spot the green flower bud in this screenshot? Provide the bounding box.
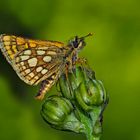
[41,95,73,125]
[74,68,107,112]
[86,80,105,106]
[75,80,106,111]
[58,66,96,100]
[75,66,95,83]
[58,66,107,112]
[58,73,75,99]
[41,95,84,133]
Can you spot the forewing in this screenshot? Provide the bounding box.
[13,47,65,85]
[0,34,64,65]
[0,34,66,85]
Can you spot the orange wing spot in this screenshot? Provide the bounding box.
[52,42,64,47]
[12,45,18,53]
[16,37,25,45]
[3,36,11,41]
[5,45,11,50]
[25,43,29,49]
[4,41,10,46]
[7,50,12,55]
[45,41,64,47]
[30,40,64,48]
[10,54,14,59]
[29,42,36,48]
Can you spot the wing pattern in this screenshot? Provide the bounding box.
[0,34,66,85]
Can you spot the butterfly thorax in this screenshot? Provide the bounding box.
[63,36,86,70]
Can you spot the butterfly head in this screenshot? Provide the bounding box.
[69,33,93,51]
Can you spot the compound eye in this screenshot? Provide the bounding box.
[77,40,86,50]
[73,41,78,48]
[72,36,79,48]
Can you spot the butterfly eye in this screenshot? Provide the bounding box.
[76,40,86,51]
[71,36,78,48]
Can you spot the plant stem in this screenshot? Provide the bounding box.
[76,106,102,140]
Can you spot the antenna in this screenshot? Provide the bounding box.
[80,33,93,40]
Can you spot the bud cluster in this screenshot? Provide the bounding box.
[41,66,108,140]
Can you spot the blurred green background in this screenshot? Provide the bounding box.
[0,0,140,140]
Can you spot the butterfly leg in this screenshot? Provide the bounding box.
[75,57,88,65]
[63,63,75,97]
[65,62,69,80]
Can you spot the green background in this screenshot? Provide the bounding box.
[0,0,140,140]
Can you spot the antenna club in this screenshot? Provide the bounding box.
[87,32,93,37]
[83,33,94,39]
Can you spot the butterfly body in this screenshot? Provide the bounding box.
[0,33,92,100]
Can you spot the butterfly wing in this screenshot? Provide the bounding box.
[0,34,66,86]
[13,47,65,85]
[0,34,64,64]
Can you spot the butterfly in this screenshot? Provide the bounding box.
[0,33,92,100]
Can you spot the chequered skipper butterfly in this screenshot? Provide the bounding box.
[0,33,92,100]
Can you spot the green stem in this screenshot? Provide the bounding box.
[76,106,101,140]
[89,106,102,127]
